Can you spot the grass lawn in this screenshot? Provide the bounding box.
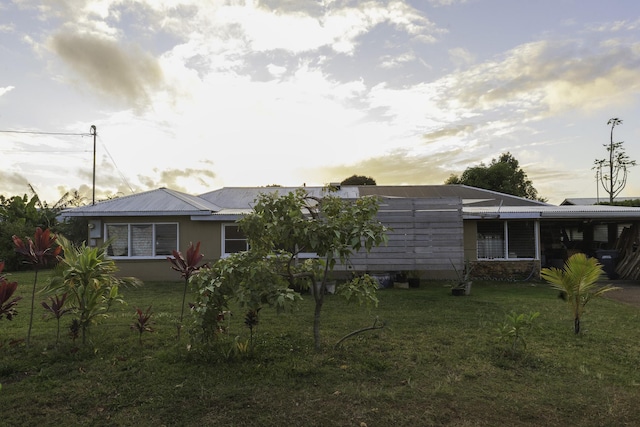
[1,271,640,426]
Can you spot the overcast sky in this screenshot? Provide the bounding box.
[2,0,640,205]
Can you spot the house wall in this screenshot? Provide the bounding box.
[89,216,222,282]
[346,198,464,280]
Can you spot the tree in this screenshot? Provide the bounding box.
[445,152,545,201]
[594,118,636,204]
[540,253,619,334]
[193,189,388,351]
[341,175,377,186]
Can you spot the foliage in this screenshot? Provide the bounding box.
[45,236,141,344]
[0,195,43,271]
[131,305,154,345]
[41,292,73,345]
[495,311,539,356]
[167,241,206,338]
[341,174,377,185]
[189,251,300,346]
[0,261,21,321]
[541,253,620,334]
[12,227,62,347]
[335,274,379,307]
[445,152,545,201]
[235,188,388,350]
[593,118,636,204]
[0,190,87,270]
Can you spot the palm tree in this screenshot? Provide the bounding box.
[541,253,620,334]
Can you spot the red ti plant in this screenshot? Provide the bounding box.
[130,305,154,345]
[167,241,206,338]
[0,261,22,321]
[13,227,62,347]
[42,293,73,345]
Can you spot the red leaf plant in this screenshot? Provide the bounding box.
[130,305,154,345]
[42,293,73,345]
[167,241,206,339]
[13,227,62,347]
[0,261,22,321]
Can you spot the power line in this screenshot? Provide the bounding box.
[0,129,91,136]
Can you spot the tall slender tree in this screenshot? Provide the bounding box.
[594,118,636,204]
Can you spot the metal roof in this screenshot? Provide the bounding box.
[464,204,640,220]
[199,186,360,209]
[59,185,640,222]
[560,197,640,205]
[358,185,549,207]
[59,187,222,217]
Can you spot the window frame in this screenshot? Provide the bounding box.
[104,222,179,259]
[477,220,539,260]
[222,223,249,257]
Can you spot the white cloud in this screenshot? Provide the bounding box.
[0,86,15,97]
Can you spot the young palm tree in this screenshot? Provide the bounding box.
[541,253,620,334]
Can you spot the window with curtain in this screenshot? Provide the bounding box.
[477,220,536,260]
[105,223,178,258]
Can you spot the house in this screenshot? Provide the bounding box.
[59,185,640,281]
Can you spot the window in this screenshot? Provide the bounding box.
[477,220,537,260]
[105,223,178,258]
[223,224,248,255]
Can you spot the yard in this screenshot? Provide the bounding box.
[1,272,640,426]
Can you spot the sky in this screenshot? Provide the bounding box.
[1,0,640,206]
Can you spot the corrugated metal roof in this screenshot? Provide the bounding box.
[358,185,548,207]
[59,187,222,217]
[464,204,640,219]
[199,186,360,209]
[560,197,640,205]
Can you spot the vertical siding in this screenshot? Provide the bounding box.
[345,198,464,278]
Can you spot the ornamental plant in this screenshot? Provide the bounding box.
[41,293,73,345]
[12,227,61,347]
[167,241,206,339]
[131,305,154,346]
[46,236,140,344]
[541,253,620,334]
[0,261,21,321]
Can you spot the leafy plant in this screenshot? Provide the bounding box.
[0,261,21,321]
[12,227,61,347]
[167,241,206,339]
[495,311,539,356]
[41,293,72,345]
[234,188,388,350]
[541,253,620,334]
[244,308,260,351]
[46,236,141,344]
[131,305,154,345]
[68,318,80,343]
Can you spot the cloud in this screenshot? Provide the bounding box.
[0,86,15,97]
[448,47,475,68]
[436,38,640,118]
[49,32,164,108]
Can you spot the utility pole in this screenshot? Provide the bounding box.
[90,125,97,205]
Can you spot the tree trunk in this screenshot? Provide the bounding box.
[574,316,580,334]
[313,296,323,351]
[26,270,39,348]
